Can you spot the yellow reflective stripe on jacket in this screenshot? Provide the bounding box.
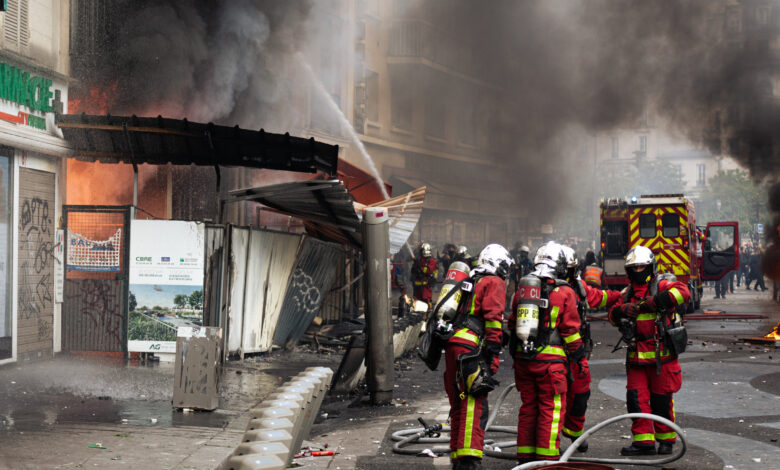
[636,313,657,321]
[628,349,671,360]
[655,432,677,440]
[599,290,608,308]
[454,329,479,345]
[633,433,655,442]
[516,446,535,455]
[563,426,583,437]
[563,332,581,344]
[549,305,560,328]
[669,287,684,305]
[485,320,502,329]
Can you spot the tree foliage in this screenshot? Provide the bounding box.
[698,169,769,242]
[128,291,137,312]
[188,290,204,311]
[173,294,189,310]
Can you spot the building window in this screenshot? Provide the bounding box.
[3,0,30,52]
[757,6,770,26]
[458,86,475,145]
[726,6,741,33]
[611,136,619,159]
[639,135,647,155]
[365,70,379,123]
[697,164,706,186]
[389,66,413,131]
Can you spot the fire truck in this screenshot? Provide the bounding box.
[599,194,740,311]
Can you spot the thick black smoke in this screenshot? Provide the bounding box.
[74,0,779,219]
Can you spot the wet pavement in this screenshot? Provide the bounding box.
[0,286,777,469]
[0,350,339,469]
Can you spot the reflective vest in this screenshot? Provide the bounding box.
[582,265,603,287]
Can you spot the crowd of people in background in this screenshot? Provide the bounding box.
[392,237,777,308]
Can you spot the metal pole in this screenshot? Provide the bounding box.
[362,207,393,405]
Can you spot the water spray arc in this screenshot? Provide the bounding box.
[296,53,416,258]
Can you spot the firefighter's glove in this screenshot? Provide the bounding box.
[653,290,677,311]
[483,341,502,375]
[609,303,639,324]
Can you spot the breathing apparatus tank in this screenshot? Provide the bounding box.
[515,275,547,354]
[434,261,470,323]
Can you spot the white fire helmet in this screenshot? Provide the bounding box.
[625,245,656,270]
[420,242,432,257]
[561,245,578,269]
[624,245,657,283]
[476,243,514,279]
[457,245,470,257]
[520,245,530,254]
[533,241,567,279]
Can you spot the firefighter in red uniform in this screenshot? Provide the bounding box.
[444,243,512,470]
[412,242,439,307]
[560,246,622,452]
[510,242,585,464]
[608,245,690,456]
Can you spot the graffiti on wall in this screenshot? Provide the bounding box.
[19,196,54,342]
[288,268,321,316]
[74,279,123,346]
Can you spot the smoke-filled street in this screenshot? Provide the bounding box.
[0,1,779,470]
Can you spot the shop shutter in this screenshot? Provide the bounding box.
[3,0,30,51]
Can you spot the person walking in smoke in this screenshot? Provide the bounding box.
[443,244,513,470]
[559,246,622,452]
[608,245,690,456]
[510,242,585,464]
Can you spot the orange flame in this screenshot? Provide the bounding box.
[69,81,119,114]
[764,322,780,341]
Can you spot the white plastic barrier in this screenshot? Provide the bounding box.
[232,441,289,462]
[220,367,333,469]
[221,453,285,470]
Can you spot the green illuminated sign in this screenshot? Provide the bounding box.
[0,62,54,112]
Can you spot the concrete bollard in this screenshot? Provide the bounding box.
[223,453,285,470]
[232,441,289,462]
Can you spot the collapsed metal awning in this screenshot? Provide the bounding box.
[56,113,339,175]
[229,180,362,247]
[226,180,426,254]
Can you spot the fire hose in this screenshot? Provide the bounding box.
[390,384,686,468]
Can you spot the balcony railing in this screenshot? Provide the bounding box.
[388,20,475,75]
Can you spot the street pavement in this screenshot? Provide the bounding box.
[301,286,779,470]
[0,286,777,469]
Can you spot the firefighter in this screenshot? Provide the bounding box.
[444,243,513,470]
[510,242,585,464]
[455,245,477,268]
[559,246,622,452]
[412,242,439,308]
[608,245,690,456]
[517,245,533,277]
[581,251,605,288]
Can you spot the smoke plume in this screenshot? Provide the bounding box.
[72,0,780,228]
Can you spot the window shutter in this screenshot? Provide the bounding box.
[3,0,30,50]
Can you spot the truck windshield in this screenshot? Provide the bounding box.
[604,221,628,256]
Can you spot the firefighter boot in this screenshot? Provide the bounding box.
[573,437,589,453]
[658,441,674,455]
[453,457,482,470]
[620,443,657,456]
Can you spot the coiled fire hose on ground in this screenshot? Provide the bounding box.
[390,384,686,469]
